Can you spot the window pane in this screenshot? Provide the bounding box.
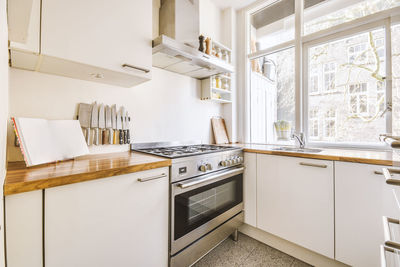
[392,24,400,135]
[304,0,400,36]
[307,28,386,144]
[250,48,295,144]
[250,0,294,53]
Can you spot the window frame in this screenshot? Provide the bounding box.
[303,18,391,149]
[245,2,400,149]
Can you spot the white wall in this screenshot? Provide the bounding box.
[7,68,222,161]
[199,0,222,44]
[0,0,8,264]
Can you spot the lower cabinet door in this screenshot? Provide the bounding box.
[44,168,169,267]
[335,162,399,267]
[244,152,257,227]
[256,154,334,258]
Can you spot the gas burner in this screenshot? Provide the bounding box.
[132,143,239,159]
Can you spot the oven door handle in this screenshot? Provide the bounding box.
[176,167,244,189]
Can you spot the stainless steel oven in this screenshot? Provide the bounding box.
[170,166,244,264]
[131,142,244,267]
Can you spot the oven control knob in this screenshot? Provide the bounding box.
[206,163,212,170]
[221,160,227,167]
[238,157,244,163]
[199,164,207,172]
[233,158,240,164]
[228,159,234,165]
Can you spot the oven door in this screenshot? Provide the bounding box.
[171,166,244,255]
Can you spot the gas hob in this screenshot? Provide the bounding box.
[131,143,238,159]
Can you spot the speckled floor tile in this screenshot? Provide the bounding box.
[193,233,313,267]
[290,259,312,267]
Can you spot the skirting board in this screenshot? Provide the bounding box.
[239,224,350,267]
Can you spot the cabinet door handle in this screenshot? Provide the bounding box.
[382,168,400,186]
[137,173,167,182]
[383,216,400,250]
[122,64,151,73]
[374,168,400,176]
[299,162,327,168]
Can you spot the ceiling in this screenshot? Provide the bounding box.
[211,0,259,10]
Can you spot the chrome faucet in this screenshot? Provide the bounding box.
[292,132,305,149]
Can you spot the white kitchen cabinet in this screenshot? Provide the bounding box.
[9,0,152,87]
[5,190,43,267]
[45,167,169,267]
[244,152,257,227]
[256,154,334,258]
[335,162,400,267]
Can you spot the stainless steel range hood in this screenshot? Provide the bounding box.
[152,0,234,79]
[152,35,234,79]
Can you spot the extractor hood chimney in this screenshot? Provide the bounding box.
[159,0,200,44]
[153,0,234,79]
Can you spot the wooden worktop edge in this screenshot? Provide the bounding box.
[4,159,171,196]
[243,148,395,166]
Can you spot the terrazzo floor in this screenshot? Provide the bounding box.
[193,233,313,267]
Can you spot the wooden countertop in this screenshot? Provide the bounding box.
[4,151,172,196]
[232,144,400,166]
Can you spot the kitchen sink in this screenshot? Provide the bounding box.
[274,147,323,153]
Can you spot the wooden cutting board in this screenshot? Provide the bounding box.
[211,117,230,144]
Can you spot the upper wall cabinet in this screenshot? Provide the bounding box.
[8,0,152,87]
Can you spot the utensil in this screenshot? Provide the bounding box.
[126,111,131,144]
[105,105,112,145]
[98,104,105,145]
[116,109,123,145]
[78,103,92,144]
[90,102,99,146]
[112,105,117,144]
[121,106,127,144]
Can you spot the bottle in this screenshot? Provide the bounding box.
[198,35,205,52]
[222,79,229,90]
[216,47,221,58]
[205,37,211,55]
[212,77,217,88]
[223,50,230,63]
[215,76,221,88]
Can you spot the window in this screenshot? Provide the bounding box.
[309,108,319,139]
[392,24,400,135]
[349,83,368,115]
[249,0,294,53]
[247,0,397,147]
[309,66,319,94]
[375,38,385,61]
[377,81,385,113]
[348,43,367,64]
[250,48,295,144]
[304,0,400,36]
[307,29,386,144]
[323,62,336,91]
[323,109,336,138]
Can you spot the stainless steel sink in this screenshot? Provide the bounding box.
[274,147,323,153]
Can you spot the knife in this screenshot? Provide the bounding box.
[90,102,99,146]
[126,110,131,144]
[112,105,117,144]
[98,104,105,145]
[121,106,127,144]
[78,103,92,144]
[105,105,112,145]
[116,109,123,145]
